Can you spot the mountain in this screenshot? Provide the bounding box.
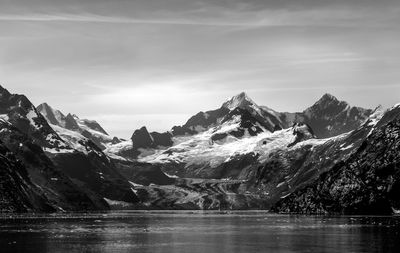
[109,92,372,170]
[299,93,373,138]
[104,91,389,210]
[1,84,398,213]
[37,103,120,149]
[222,92,284,132]
[0,86,138,211]
[0,86,70,151]
[106,92,289,161]
[170,92,283,137]
[272,104,400,214]
[0,105,105,211]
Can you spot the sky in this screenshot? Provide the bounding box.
[1,0,400,138]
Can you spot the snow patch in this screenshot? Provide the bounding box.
[163,172,179,179]
[103,198,132,207]
[26,110,38,127]
[340,143,354,151]
[129,181,144,187]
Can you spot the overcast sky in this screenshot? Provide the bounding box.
[1,0,400,138]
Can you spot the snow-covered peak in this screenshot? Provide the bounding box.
[222,92,257,110]
[37,102,114,149]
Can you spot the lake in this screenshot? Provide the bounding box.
[0,211,399,253]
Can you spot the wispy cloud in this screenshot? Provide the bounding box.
[1,6,398,28]
[0,13,249,26]
[1,0,400,137]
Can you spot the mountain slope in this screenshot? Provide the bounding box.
[272,105,400,214]
[0,119,106,211]
[0,86,138,210]
[37,103,118,149]
[276,94,373,138]
[170,92,284,137]
[0,140,54,212]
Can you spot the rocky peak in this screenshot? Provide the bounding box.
[37,102,51,111]
[311,93,346,111]
[300,94,373,138]
[222,92,257,110]
[321,93,338,102]
[37,102,63,126]
[131,126,173,150]
[131,126,153,149]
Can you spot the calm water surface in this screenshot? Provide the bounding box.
[0,211,399,253]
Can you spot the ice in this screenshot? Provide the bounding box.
[103,198,132,207]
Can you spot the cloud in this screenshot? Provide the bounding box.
[1,1,399,29]
[1,0,400,137]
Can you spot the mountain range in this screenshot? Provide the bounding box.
[0,84,399,214]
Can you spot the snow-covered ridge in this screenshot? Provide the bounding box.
[222,92,256,110]
[138,120,320,168]
[37,102,116,150]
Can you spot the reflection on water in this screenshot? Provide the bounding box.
[0,211,399,253]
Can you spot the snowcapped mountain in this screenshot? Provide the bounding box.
[222,92,284,132]
[0,86,138,212]
[37,103,120,150]
[105,92,290,160]
[0,86,70,151]
[1,83,398,213]
[103,91,397,211]
[107,92,372,164]
[169,92,283,137]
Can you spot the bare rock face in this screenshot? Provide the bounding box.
[300,93,373,138]
[131,126,173,149]
[131,127,153,149]
[176,107,230,136]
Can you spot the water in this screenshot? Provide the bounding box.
[0,211,399,253]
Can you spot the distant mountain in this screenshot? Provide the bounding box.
[299,93,373,138]
[107,92,372,164]
[172,92,372,139]
[37,103,121,149]
[266,93,373,138]
[170,92,283,137]
[222,92,284,132]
